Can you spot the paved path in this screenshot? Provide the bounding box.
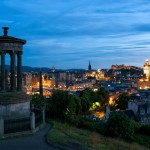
[0,124,57,150]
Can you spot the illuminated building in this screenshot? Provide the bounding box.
[138,79,150,89]
[95,69,105,80]
[51,66,56,88]
[86,69,105,80]
[138,59,150,89]
[143,59,150,78]
[111,64,132,70]
[59,72,67,81]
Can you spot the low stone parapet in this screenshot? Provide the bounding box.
[0,92,31,104]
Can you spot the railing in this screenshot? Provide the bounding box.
[0,108,45,138]
[4,117,30,134]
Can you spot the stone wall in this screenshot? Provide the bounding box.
[0,101,30,118]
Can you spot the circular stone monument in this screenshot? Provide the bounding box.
[0,27,31,118]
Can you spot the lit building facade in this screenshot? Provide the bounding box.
[143,59,150,78]
[86,69,105,80]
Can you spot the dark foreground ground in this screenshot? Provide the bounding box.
[0,124,86,150]
[0,124,57,150]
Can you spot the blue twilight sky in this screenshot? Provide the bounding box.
[0,0,150,69]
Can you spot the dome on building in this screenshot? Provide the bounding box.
[144,59,150,67]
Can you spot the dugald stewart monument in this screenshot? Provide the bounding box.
[0,27,31,119]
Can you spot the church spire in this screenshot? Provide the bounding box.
[88,60,91,71]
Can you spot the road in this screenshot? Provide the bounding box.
[0,124,57,150]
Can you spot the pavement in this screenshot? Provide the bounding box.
[0,124,57,150]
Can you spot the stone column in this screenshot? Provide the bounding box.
[39,71,43,96]
[105,105,110,121]
[42,107,45,124]
[0,118,4,138]
[1,51,6,91]
[30,112,35,132]
[10,51,16,91]
[5,69,9,91]
[17,51,22,91]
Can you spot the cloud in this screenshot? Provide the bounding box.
[0,19,14,24]
[1,0,150,69]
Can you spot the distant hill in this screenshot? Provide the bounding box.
[22,66,51,72]
[4,65,86,72]
[66,69,86,71]
[4,65,50,72]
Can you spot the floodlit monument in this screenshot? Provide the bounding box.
[0,27,31,118]
[0,27,45,138]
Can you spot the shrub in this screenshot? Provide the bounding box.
[130,120,141,133]
[78,116,98,131]
[133,133,150,148]
[96,122,107,135]
[31,94,46,109]
[137,125,150,136]
[106,112,135,140]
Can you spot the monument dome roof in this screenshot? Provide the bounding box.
[0,27,26,44]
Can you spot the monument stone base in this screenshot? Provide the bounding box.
[0,92,31,119]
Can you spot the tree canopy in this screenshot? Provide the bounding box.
[31,94,46,109]
[98,87,109,106]
[79,87,109,112]
[115,92,130,110]
[47,87,109,121]
[106,112,135,140]
[48,90,81,122]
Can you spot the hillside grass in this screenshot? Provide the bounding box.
[47,120,149,150]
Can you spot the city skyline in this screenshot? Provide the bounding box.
[1,0,150,69]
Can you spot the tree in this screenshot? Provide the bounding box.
[48,90,78,122]
[78,88,110,113]
[106,112,134,140]
[79,88,100,102]
[74,96,82,115]
[116,93,130,110]
[80,96,91,113]
[98,87,109,106]
[79,88,101,113]
[31,94,46,109]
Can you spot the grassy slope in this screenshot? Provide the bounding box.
[47,121,149,150]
